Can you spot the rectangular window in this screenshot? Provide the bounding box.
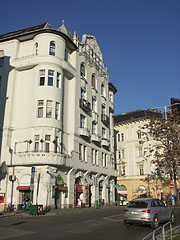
[92,122,96,134]
[55,102,60,120]
[79,144,82,160]
[102,127,106,138]
[139,164,144,175]
[46,100,53,118]
[39,69,45,86]
[54,136,59,153]
[37,100,44,118]
[34,135,39,152]
[48,70,54,86]
[117,134,120,142]
[45,135,50,153]
[138,148,142,157]
[56,72,60,88]
[122,166,126,175]
[92,149,95,164]
[95,150,98,165]
[118,151,121,160]
[80,114,86,128]
[83,145,87,162]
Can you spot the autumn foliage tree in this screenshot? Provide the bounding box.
[140,111,180,205]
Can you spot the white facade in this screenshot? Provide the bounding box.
[0,22,117,210]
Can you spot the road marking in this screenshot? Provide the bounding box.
[103,214,123,222]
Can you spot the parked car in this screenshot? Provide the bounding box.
[123,198,175,229]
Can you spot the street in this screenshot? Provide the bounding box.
[0,206,180,240]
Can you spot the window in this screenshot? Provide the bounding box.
[49,41,55,56]
[34,135,39,152]
[39,70,45,86]
[101,104,105,115]
[92,122,97,135]
[91,74,96,88]
[95,150,98,165]
[56,72,61,88]
[79,144,82,160]
[109,93,113,102]
[37,100,44,118]
[118,151,121,160]
[45,135,51,152]
[92,149,95,164]
[35,42,38,55]
[122,150,125,159]
[117,134,120,142]
[137,132,141,139]
[80,63,85,77]
[80,114,86,128]
[92,97,96,112]
[122,166,126,175]
[102,153,107,167]
[81,88,86,100]
[101,84,105,97]
[139,164,144,175]
[102,127,106,138]
[54,136,59,153]
[46,100,53,118]
[83,145,87,162]
[138,148,143,157]
[55,102,60,120]
[121,133,124,141]
[48,70,54,86]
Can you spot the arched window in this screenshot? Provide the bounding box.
[35,42,38,55]
[101,83,105,96]
[49,41,55,56]
[91,74,96,88]
[80,63,85,77]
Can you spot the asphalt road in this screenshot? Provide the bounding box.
[0,206,180,240]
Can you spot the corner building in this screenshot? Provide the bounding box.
[0,22,117,210]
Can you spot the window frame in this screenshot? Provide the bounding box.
[49,41,55,56]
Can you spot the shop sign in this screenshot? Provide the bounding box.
[56,175,64,187]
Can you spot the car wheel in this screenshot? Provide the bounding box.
[151,215,159,229]
[171,212,175,224]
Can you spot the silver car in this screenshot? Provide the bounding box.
[123,198,175,229]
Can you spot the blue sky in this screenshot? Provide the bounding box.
[1,0,180,115]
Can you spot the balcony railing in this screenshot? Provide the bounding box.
[91,133,101,143]
[79,127,90,138]
[80,98,91,113]
[101,138,110,147]
[12,151,67,166]
[101,114,110,126]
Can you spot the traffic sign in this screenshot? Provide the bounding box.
[169,183,174,189]
[38,205,43,213]
[170,195,174,200]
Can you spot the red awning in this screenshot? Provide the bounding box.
[17,186,30,191]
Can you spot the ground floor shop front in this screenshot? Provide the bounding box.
[0,165,116,211]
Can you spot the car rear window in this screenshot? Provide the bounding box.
[127,201,148,208]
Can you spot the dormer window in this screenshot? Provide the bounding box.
[91,74,96,89]
[49,41,55,56]
[80,63,85,78]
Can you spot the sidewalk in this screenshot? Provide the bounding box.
[0,205,121,218]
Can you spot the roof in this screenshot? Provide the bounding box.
[0,22,77,50]
[109,82,117,94]
[114,110,162,125]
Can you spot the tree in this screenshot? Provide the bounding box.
[140,111,180,205]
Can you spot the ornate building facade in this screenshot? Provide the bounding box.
[0,21,117,210]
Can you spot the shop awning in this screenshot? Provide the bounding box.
[17,186,30,191]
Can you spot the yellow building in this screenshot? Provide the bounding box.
[114,110,171,202]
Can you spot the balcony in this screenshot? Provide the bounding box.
[92,111,98,123]
[79,127,90,138]
[101,114,110,126]
[101,138,110,147]
[91,133,101,143]
[80,98,91,113]
[12,151,67,166]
